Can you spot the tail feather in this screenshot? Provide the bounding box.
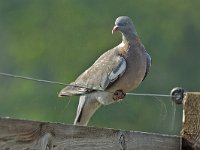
[74,95,101,126]
[58,85,88,97]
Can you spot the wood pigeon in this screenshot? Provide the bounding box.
[59,16,151,126]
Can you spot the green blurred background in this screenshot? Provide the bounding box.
[0,0,199,135]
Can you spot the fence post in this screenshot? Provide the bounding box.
[182,92,200,149]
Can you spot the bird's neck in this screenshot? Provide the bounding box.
[122,32,139,44]
[122,33,140,45]
[118,32,141,56]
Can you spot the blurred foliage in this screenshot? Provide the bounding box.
[0,0,200,135]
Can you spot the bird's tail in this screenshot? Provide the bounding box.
[58,84,89,97]
[74,95,101,126]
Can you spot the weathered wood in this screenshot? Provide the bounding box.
[0,118,180,150]
[182,92,200,150]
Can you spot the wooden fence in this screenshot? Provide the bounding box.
[0,92,199,150]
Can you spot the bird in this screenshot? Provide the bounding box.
[59,16,151,126]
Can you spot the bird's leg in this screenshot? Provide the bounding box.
[112,89,126,101]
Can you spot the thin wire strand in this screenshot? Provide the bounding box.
[0,72,67,86]
[0,72,104,91]
[126,93,174,98]
[0,72,174,98]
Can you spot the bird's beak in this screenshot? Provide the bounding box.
[112,25,119,34]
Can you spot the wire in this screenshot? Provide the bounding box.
[126,93,173,98]
[0,72,67,85]
[0,72,174,98]
[0,72,103,91]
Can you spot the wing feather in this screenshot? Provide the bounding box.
[142,52,151,81]
[59,48,127,96]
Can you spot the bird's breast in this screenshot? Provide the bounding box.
[109,46,147,92]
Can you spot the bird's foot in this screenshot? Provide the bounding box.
[112,89,126,101]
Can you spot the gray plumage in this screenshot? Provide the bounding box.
[143,52,151,81]
[59,16,151,126]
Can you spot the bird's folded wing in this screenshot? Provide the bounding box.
[59,49,127,96]
[142,51,152,81]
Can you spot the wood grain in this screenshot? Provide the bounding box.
[0,118,180,150]
[182,92,200,150]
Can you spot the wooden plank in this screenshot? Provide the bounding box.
[0,118,180,150]
[182,92,200,150]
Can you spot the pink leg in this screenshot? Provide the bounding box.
[112,89,126,101]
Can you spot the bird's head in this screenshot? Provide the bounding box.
[112,16,137,36]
